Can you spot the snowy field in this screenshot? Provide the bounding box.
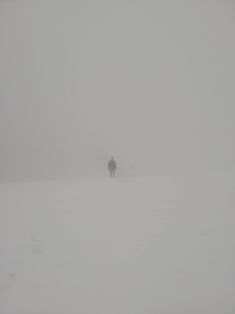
[0,174,235,314]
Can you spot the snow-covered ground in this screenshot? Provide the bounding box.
[0,174,235,314]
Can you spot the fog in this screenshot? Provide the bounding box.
[0,0,235,180]
[1,2,235,313]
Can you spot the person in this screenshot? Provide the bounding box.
[108,157,117,178]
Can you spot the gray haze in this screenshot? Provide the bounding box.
[1,3,235,313]
[0,0,235,180]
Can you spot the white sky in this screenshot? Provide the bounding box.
[0,0,235,180]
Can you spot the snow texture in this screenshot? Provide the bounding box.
[0,174,235,314]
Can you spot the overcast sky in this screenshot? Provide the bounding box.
[0,0,235,180]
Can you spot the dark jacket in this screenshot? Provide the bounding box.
[108,159,117,170]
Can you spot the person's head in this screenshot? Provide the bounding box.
[111,156,114,160]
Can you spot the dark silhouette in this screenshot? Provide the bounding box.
[108,157,117,178]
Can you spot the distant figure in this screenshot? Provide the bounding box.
[108,157,117,178]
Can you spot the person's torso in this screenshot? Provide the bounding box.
[109,160,116,169]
